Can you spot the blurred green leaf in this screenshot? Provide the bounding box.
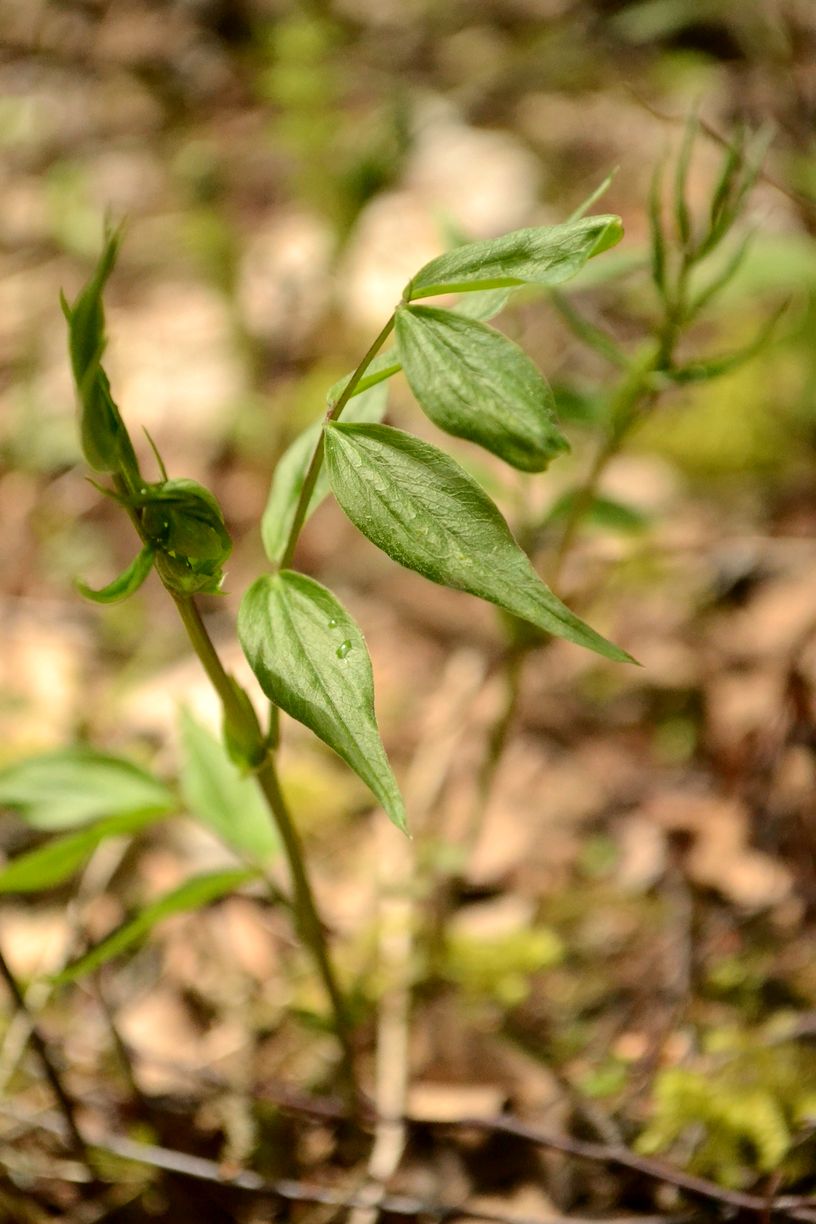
[567,170,617,223]
[261,381,388,565]
[178,709,278,862]
[0,749,176,831]
[0,812,161,894]
[667,303,786,383]
[54,869,255,983]
[327,353,401,405]
[547,491,650,534]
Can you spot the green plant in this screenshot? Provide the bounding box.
[0,208,636,1111]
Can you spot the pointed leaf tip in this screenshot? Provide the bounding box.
[324,422,634,665]
[238,571,407,832]
[406,214,624,300]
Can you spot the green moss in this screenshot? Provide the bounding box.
[444,926,564,1006]
[638,1039,816,1188]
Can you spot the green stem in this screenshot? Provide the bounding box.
[278,313,396,571]
[170,596,357,1095]
[474,344,666,829]
[549,428,621,591]
[172,595,261,744]
[113,465,356,1089]
[255,757,357,1079]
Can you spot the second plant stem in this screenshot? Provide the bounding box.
[475,342,667,826]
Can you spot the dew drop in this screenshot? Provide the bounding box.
[327,618,338,628]
[336,639,352,659]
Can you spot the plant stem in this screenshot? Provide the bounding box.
[473,340,668,829]
[255,757,357,1081]
[114,461,356,1089]
[0,944,91,1167]
[170,594,357,1094]
[278,313,396,570]
[172,594,261,743]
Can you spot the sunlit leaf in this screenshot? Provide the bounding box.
[396,305,568,471]
[239,571,406,831]
[324,423,633,663]
[405,215,623,300]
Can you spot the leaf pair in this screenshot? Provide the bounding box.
[392,216,623,474]
[241,425,633,836]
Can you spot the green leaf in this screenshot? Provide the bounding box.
[178,709,278,863]
[405,215,623,300]
[649,162,668,298]
[76,544,155,604]
[395,305,568,472]
[673,110,697,248]
[0,812,161,895]
[665,303,786,384]
[324,423,633,664]
[63,229,139,477]
[547,492,650,535]
[0,749,176,830]
[261,381,389,565]
[238,571,406,832]
[450,287,515,321]
[550,292,630,370]
[54,869,254,984]
[140,479,231,565]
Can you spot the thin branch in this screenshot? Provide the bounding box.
[26,1049,815,1224]
[425,1115,816,1222]
[0,945,91,1169]
[278,312,396,570]
[0,1103,703,1224]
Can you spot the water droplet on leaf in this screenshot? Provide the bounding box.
[336,640,352,659]
[327,618,338,628]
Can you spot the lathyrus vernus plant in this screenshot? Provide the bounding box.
[1,208,632,1098]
